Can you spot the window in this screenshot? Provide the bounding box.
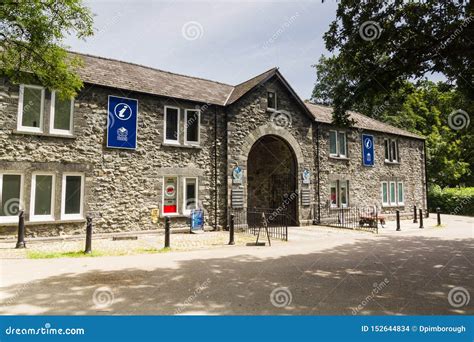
[50,91,74,135]
[0,173,23,223]
[184,109,200,145]
[61,174,84,220]
[267,91,276,110]
[163,177,178,215]
[329,180,349,208]
[384,138,399,163]
[30,174,55,221]
[329,131,347,157]
[17,84,44,132]
[183,177,198,214]
[164,106,179,144]
[381,180,404,206]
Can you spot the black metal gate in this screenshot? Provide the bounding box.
[270,174,298,226]
[314,205,379,233]
[229,208,288,241]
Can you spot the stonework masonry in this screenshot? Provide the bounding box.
[0,56,427,237]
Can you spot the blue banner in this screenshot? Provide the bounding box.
[0,316,471,342]
[191,209,204,231]
[107,96,138,149]
[362,134,375,166]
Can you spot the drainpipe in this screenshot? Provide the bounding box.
[214,105,218,231]
[423,139,428,214]
[316,122,321,224]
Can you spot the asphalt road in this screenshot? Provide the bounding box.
[1,215,472,315]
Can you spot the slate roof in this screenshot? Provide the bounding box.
[306,103,424,140]
[72,52,423,140]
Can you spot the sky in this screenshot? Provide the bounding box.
[65,0,340,100]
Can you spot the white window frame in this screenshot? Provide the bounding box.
[389,181,396,205]
[339,180,349,208]
[384,138,399,163]
[30,173,55,222]
[60,173,84,220]
[330,181,338,208]
[329,130,347,158]
[330,180,349,208]
[164,106,180,145]
[183,177,198,215]
[184,109,201,146]
[0,172,24,223]
[162,176,179,216]
[397,181,404,206]
[50,91,74,136]
[17,84,45,133]
[267,91,277,110]
[381,181,389,206]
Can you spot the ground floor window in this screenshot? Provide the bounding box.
[61,173,84,219]
[381,181,404,207]
[163,177,178,214]
[30,173,55,221]
[183,177,198,214]
[0,173,23,223]
[330,180,349,208]
[163,176,200,216]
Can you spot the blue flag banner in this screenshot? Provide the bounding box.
[107,96,138,149]
[191,209,204,231]
[362,134,375,166]
[0,316,471,342]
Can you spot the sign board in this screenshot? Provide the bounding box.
[150,208,159,224]
[362,134,375,167]
[302,169,311,184]
[190,209,204,231]
[107,96,138,149]
[231,189,244,208]
[163,177,177,214]
[232,166,243,184]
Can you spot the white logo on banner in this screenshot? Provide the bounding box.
[114,103,132,120]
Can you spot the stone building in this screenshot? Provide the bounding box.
[0,53,427,236]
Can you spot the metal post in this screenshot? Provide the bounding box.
[396,210,401,231]
[228,214,235,245]
[84,215,92,254]
[413,205,417,223]
[164,216,170,248]
[436,207,441,226]
[15,210,26,249]
[419,209,424,229]
[425,209,429,218]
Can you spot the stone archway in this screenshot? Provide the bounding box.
[247,134,299,225]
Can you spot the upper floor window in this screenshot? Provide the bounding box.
[184,109,200,145]
[384,138,399,163]
[0,173,23,223]
[330,180,349,208]
[17,84,44,133]
[267,91,276,110]
[329,131,347,158]
[164,106,179,144]
[50,91,74,135]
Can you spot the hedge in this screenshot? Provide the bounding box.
[428,186,474,216]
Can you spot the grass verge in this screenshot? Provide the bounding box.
[27,247,171,259]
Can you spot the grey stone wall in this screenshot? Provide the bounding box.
[0,78,227,236]
[315,123,427,219]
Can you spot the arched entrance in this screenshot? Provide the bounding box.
[247,135,298,225]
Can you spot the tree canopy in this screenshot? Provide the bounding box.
[0,0,93,98]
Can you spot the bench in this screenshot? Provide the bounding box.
[359,214,385,228]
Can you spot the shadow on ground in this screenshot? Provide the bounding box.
[1,234,472,315]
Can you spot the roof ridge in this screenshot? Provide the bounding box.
[232,67,278,87]
[69,50,234,88]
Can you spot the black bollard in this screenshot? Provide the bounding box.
[164,216,170,248]
[228,214,235,245]
[413,205,417,223]
[436,207,441,226]
[396,210,401,231]
[84,215,92,254]
[419,209,424,229]
[15,210,26,249]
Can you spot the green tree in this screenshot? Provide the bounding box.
[320,0,473,124]
[0,0,93,98]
